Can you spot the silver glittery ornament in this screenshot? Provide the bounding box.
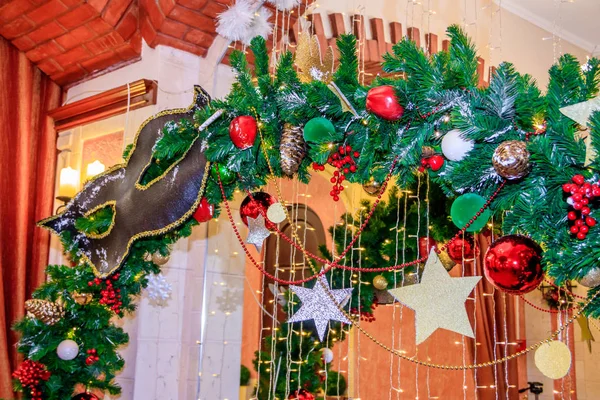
[287,273,353,341]
[579,268,600,288]
[246,215,271,252]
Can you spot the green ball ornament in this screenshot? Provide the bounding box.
[450,193,491,232]
[211,164,235,184]
[303,117,341,144]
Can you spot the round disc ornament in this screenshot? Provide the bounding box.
[534,341,571,379]
[484,235,544,294]
[492,140,530,180]
[266,202,286,224]
[450,193,491,232]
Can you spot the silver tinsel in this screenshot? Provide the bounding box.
[287,274,353,341]
[246,215,271,252]
[146,273,172,306]
[579,268,600,288]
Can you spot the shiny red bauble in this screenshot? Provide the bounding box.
[447,235,479,263]
[288,389,315,400]
[229,116,257,149]
[240,192,277,229]
[418,237,437,259]
[72,394,100,400]
[193,197,214,223]
[484,235,544,294]
[365,85,404,121]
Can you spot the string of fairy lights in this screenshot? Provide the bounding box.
[194,1,598,399]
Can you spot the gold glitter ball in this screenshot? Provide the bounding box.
[535,341,571,379]
[152,252,170,266]
[372,275,389,290]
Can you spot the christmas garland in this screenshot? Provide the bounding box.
[11,25,600,398]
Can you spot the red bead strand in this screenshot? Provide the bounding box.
[217,164,505,285]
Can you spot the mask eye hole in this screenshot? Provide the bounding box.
[76,201,116,239]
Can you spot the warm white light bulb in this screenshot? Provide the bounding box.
[59,167,80,197]
[86,160,105,180]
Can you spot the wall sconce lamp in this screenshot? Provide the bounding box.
[86,160,106,180]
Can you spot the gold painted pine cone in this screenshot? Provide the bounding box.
[25,299,65,325]
[280,123,307,177]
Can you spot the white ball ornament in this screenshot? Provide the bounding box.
[321,347,334,364]
[441,129,474,161]
[57,339,79,360]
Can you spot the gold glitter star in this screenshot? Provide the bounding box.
[246,215,271,252]
[388,249,481,345]
[560,96,600,166]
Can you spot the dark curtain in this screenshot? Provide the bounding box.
[0,36,61,397]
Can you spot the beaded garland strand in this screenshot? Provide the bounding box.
[217,166,600,369]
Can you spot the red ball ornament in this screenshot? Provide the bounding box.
[484,235,544,294]
[447,235,479,262]
[418,237,437,259]
[193,197,214,223]
[240,192,277,229]
[288,389,315,400]
[428,155,445,171]
[365,85,404,121]
[72,394,100,400]
[229,116,257,149]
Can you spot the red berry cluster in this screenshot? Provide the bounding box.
[12,360,50,400]
[85,349,99,365]
[350,300,378,322]
[418,154,444,173]
[312,145,360,201]
[88,273,122,314]
[563,174,598,240]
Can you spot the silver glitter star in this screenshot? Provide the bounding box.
[287,273,353,341]
[246,215,271,252]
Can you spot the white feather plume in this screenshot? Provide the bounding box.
[266,0,301,11]
[216,0,255,42]
[244,7,273,45]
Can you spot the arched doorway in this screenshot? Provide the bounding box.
[261,204,327,335]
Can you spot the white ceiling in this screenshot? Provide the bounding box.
[497,0,600,54]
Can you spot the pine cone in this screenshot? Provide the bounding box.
[25,299,64,325]
[280,124,307,177]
